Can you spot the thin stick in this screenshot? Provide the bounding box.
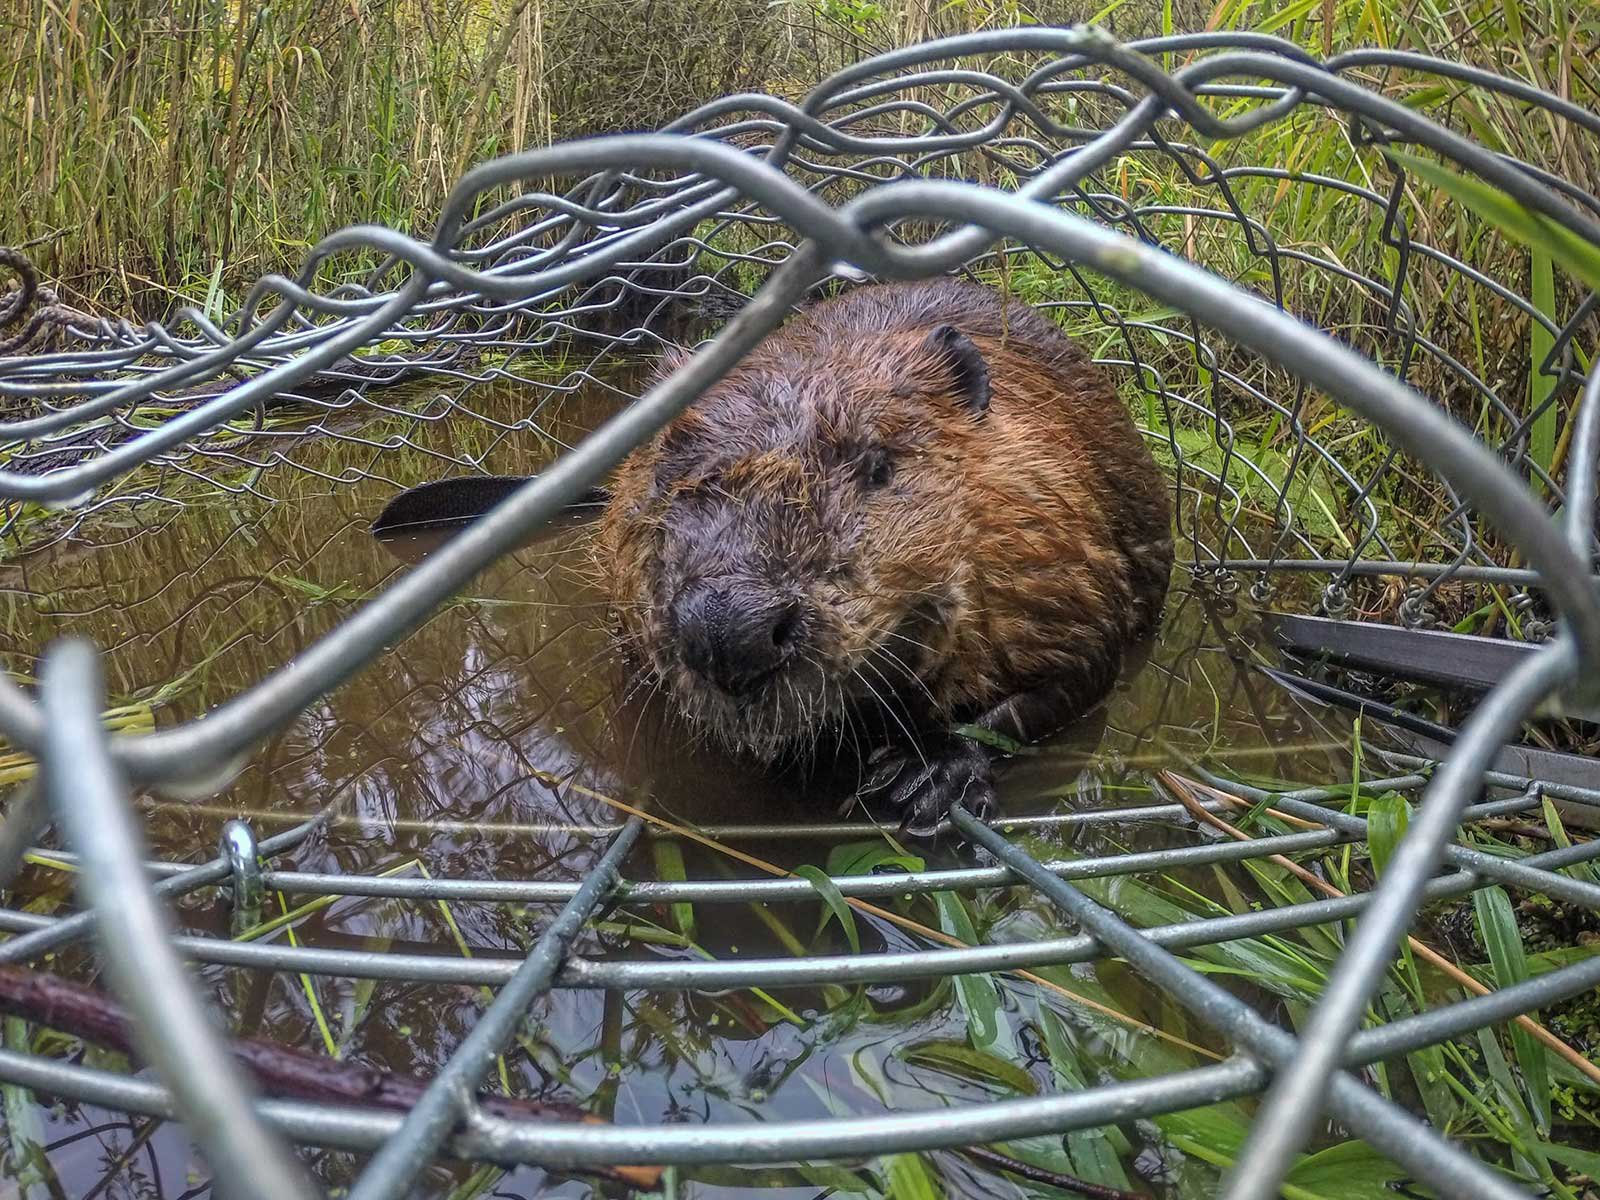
[959,1144,1147,1200]
[534,768,1224,1061]
[1158,771,1600,1088]
[0,966,662,1190]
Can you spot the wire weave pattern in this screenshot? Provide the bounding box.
[0,26,1598,1200]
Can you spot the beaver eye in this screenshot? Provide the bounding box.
[861,447,894,490]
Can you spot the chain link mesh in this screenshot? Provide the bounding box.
[0,26,1598,1200]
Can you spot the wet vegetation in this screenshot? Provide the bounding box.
[1,0,1599,1197]
[0,380,1596,1197]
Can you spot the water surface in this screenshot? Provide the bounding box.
[0,379,1380,1198]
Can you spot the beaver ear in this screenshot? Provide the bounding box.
[651,343,693,384]
[926,324,990,416]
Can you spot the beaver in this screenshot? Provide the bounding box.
[594,277,1173,833]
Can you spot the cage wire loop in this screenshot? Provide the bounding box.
[1221,638,1581,1199]
[0,24,1598,1200]
[36,641,318,1200]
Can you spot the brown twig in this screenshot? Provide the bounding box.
[0,966,662,1190]
[1476,817,1579,842]
[1157,771,1600,1088]
[960,1144,1148,1199]
[529,767,1225,1061]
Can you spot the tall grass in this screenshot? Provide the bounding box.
[0,0,802,316]
[3,0,1593,323]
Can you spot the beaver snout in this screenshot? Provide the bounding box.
[670,582,804,698]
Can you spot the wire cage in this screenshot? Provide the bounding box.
[0,24,1598,1200]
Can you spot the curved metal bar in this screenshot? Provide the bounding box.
[1220,639,1578,1200]
[7,813,1594,997]
[0,1044,1266,1167]
[37,640,318,1200]
[262,824,1353,904]
[1214,559,1583,587]
[14,792,1264,849]
[0,281,424,497]
[948,804,1527,1200]
[346,816,644,1200]
[1326,48,1600,136]
[1565,361,1600,559]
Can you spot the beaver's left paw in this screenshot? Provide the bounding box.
[858,736,997,838]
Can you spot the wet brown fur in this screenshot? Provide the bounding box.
[593,278,1173,762]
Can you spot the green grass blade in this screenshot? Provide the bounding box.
[1529,246,1557,493]
[1541,797,1600,885]
[274,888,339,1058]
[899,1040,1037,1095]
[1500,0,1524,40]
[793,1154,883,1197]
[796,864,860,954]
[1473,1028,1555,1181]
[446,1164,504,1199]
[826,839,924,876]
[1380,147,1600,292]
[1033,999,1134,1187]
[1166,1133,1353,1200]
[1282,1139,1409,1196]
[1536,1142,1600,1178]
[652,839,697,941]
[1366,791,1409,877]
[884,1152,943,1200]
[1473,885,1552,1131]
[1256,0,1324,35]
[934,892,1011,1057]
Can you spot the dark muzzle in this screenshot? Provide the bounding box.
[671,583,800,697]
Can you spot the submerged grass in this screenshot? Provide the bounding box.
[3,2,1599,1196]
[505,756,1600,1196]
[4,554,1596,1195]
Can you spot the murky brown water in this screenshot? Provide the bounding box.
[0,378,1379,1198]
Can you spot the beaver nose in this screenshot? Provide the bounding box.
[672,585,800,697]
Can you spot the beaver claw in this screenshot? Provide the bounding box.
[858,737,997,838]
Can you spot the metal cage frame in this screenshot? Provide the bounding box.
[1,24,1599,1200]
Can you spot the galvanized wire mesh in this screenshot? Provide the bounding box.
[1,24,1599,1200]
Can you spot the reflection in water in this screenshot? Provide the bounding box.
[0,381,1379,1198]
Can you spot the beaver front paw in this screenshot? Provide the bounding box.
[857,736,997,838]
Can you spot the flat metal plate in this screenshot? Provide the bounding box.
[1266,612,1600,723]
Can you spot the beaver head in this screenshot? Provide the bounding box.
[595,319,996,761]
